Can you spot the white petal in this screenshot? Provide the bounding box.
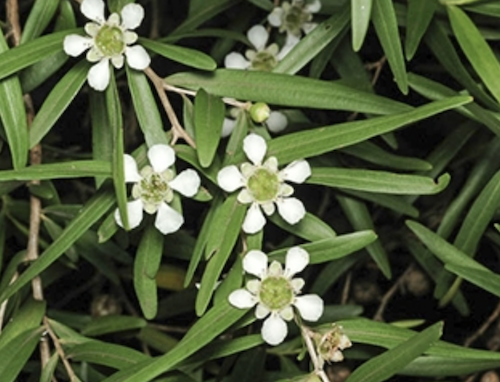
[169,169,200,197]
[242,203,266,234]
[277,33,300,60]
[266,111,288,133]
[279,306,294,321]
[217,165,245,192]
[120,3,144,30]
[247,25,269,51]
[111,54,124,69]
[281,160,311,183]
[154,203,184,234]
[277,197,306,225]
[302,22,318,34]
[268,8,284,27]
[84,22,100,37]
[255,303,270,319]
[294,294,324,321]
[148,144,175,173]
[306,0,322,13]
[285,247,309,277]
[243,250,268,278]
[125,45,151,70]
[222,118,236,137]
[224,52,250,69]
[243,134,267,165]
[114,199,143,229]
[81,0,105,23]
[228,289,257,309]
[63,35,92,57]
[261,314,288,345]
[88,59,110,91]
[237,189,254,204]
[261,201,275,216]
[123,154,142,183]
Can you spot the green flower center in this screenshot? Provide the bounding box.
[247,168,280,202]
[284,5,310,35]
[95,25,125,57]
[259,276,294,311]
[132,167,174,212]
[250,51,278,72]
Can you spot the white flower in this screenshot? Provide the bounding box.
[268,0,321,37]
[114,144,201,235]
[224,25,299,71]
[63,0,151,91]
[222,109,288,138]
[311,324,352,364]
[217,134,310,233]
[228,247,324,345]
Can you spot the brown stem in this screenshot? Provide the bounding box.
[44,317,78,381]
[301,326,330,382]
[464,300,500,347]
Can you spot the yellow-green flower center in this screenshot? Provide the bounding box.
[283,4,311,35]
[259,276,294,311]
[247,168,280,202]
[132,167,174,212]
[250,51,278,72]
[95,25,125,57]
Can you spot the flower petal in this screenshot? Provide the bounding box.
[280,160,311,183]
[81,0,106,23]
[268,7,284,27]
[237,189,254,204]
[247,25,269,51]
[285,247,309,277]
[222,117,236,137]
[125,45,151,70]
[224,52,250,69]
[114,199,143,229]
[306,0,322,13]
[276,197,306,225]
[228,289,257,309]
[121,3,144,30]
[148,144,175,173]
[262,314,288,345]
[88,59,110,91]
[123,154,142,183]
[255,303,271,319]
[217,165,245,192]
[277,33,300,60]
[294,294,324,321]
[169,169,201,197]
[63,35,93,57]
[154,203,184,234]
[279,306,294,321]
[242,203,266,234]
[302,22,318,34]
[243,134,267,165]
[243,249,268,278]
[266,111,288,133]
[111,54,125,69]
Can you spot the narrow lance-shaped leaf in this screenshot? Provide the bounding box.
[134,225,164,320]
[0,29,28,170]
[20,0,60,43]
[166,69,412,115]
[126,67,168,147]
[405,0,436,60]
[194,88,225,167]
[0,161,111,181]
[90,91,113,188]
[447,5,500,104]
[351,0,373,51]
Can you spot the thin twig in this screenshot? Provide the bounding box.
[373,264,414,321]
[163,83,251,109]
[340,272,352,305]
[144,67,196,147]
[44,317,78,381]
[301,326,330,382]
[464,300,500,347]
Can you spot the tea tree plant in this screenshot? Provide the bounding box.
[1,0,500,381]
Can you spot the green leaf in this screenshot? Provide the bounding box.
[0,327,46,382]
[39,352,59,382]
[372,0,408,94]
[273,5,349,74]
[140,38,217,71]
[90,91,113,188]
[0,187,116,305]
[67,341,149,370]
[81,316,147,337]
[447,5,500,104]
[0,160,111,181]
[166,69,412,115]
[20,0,60,43]
[29,60,88,147]
[401,355,500,377]
[269,212,337,242]
[343,190,419,218]
[268,231,377,264]
[126,67,168,147]
[351,0,373,51]
[0,30,28,170]
[347,322,442,382]
[134,225,164,319]
[196,195,246,315]
[308,168,449,194]
[0,29,77,81]
[194,88,225,167]
[405,0,436,60]
[107,301,248,382]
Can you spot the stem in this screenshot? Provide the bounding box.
[44,317,78,381]
[301,325,330,382]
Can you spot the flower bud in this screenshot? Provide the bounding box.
[249,102,271,123]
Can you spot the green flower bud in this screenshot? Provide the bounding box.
[249,102,271,123]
